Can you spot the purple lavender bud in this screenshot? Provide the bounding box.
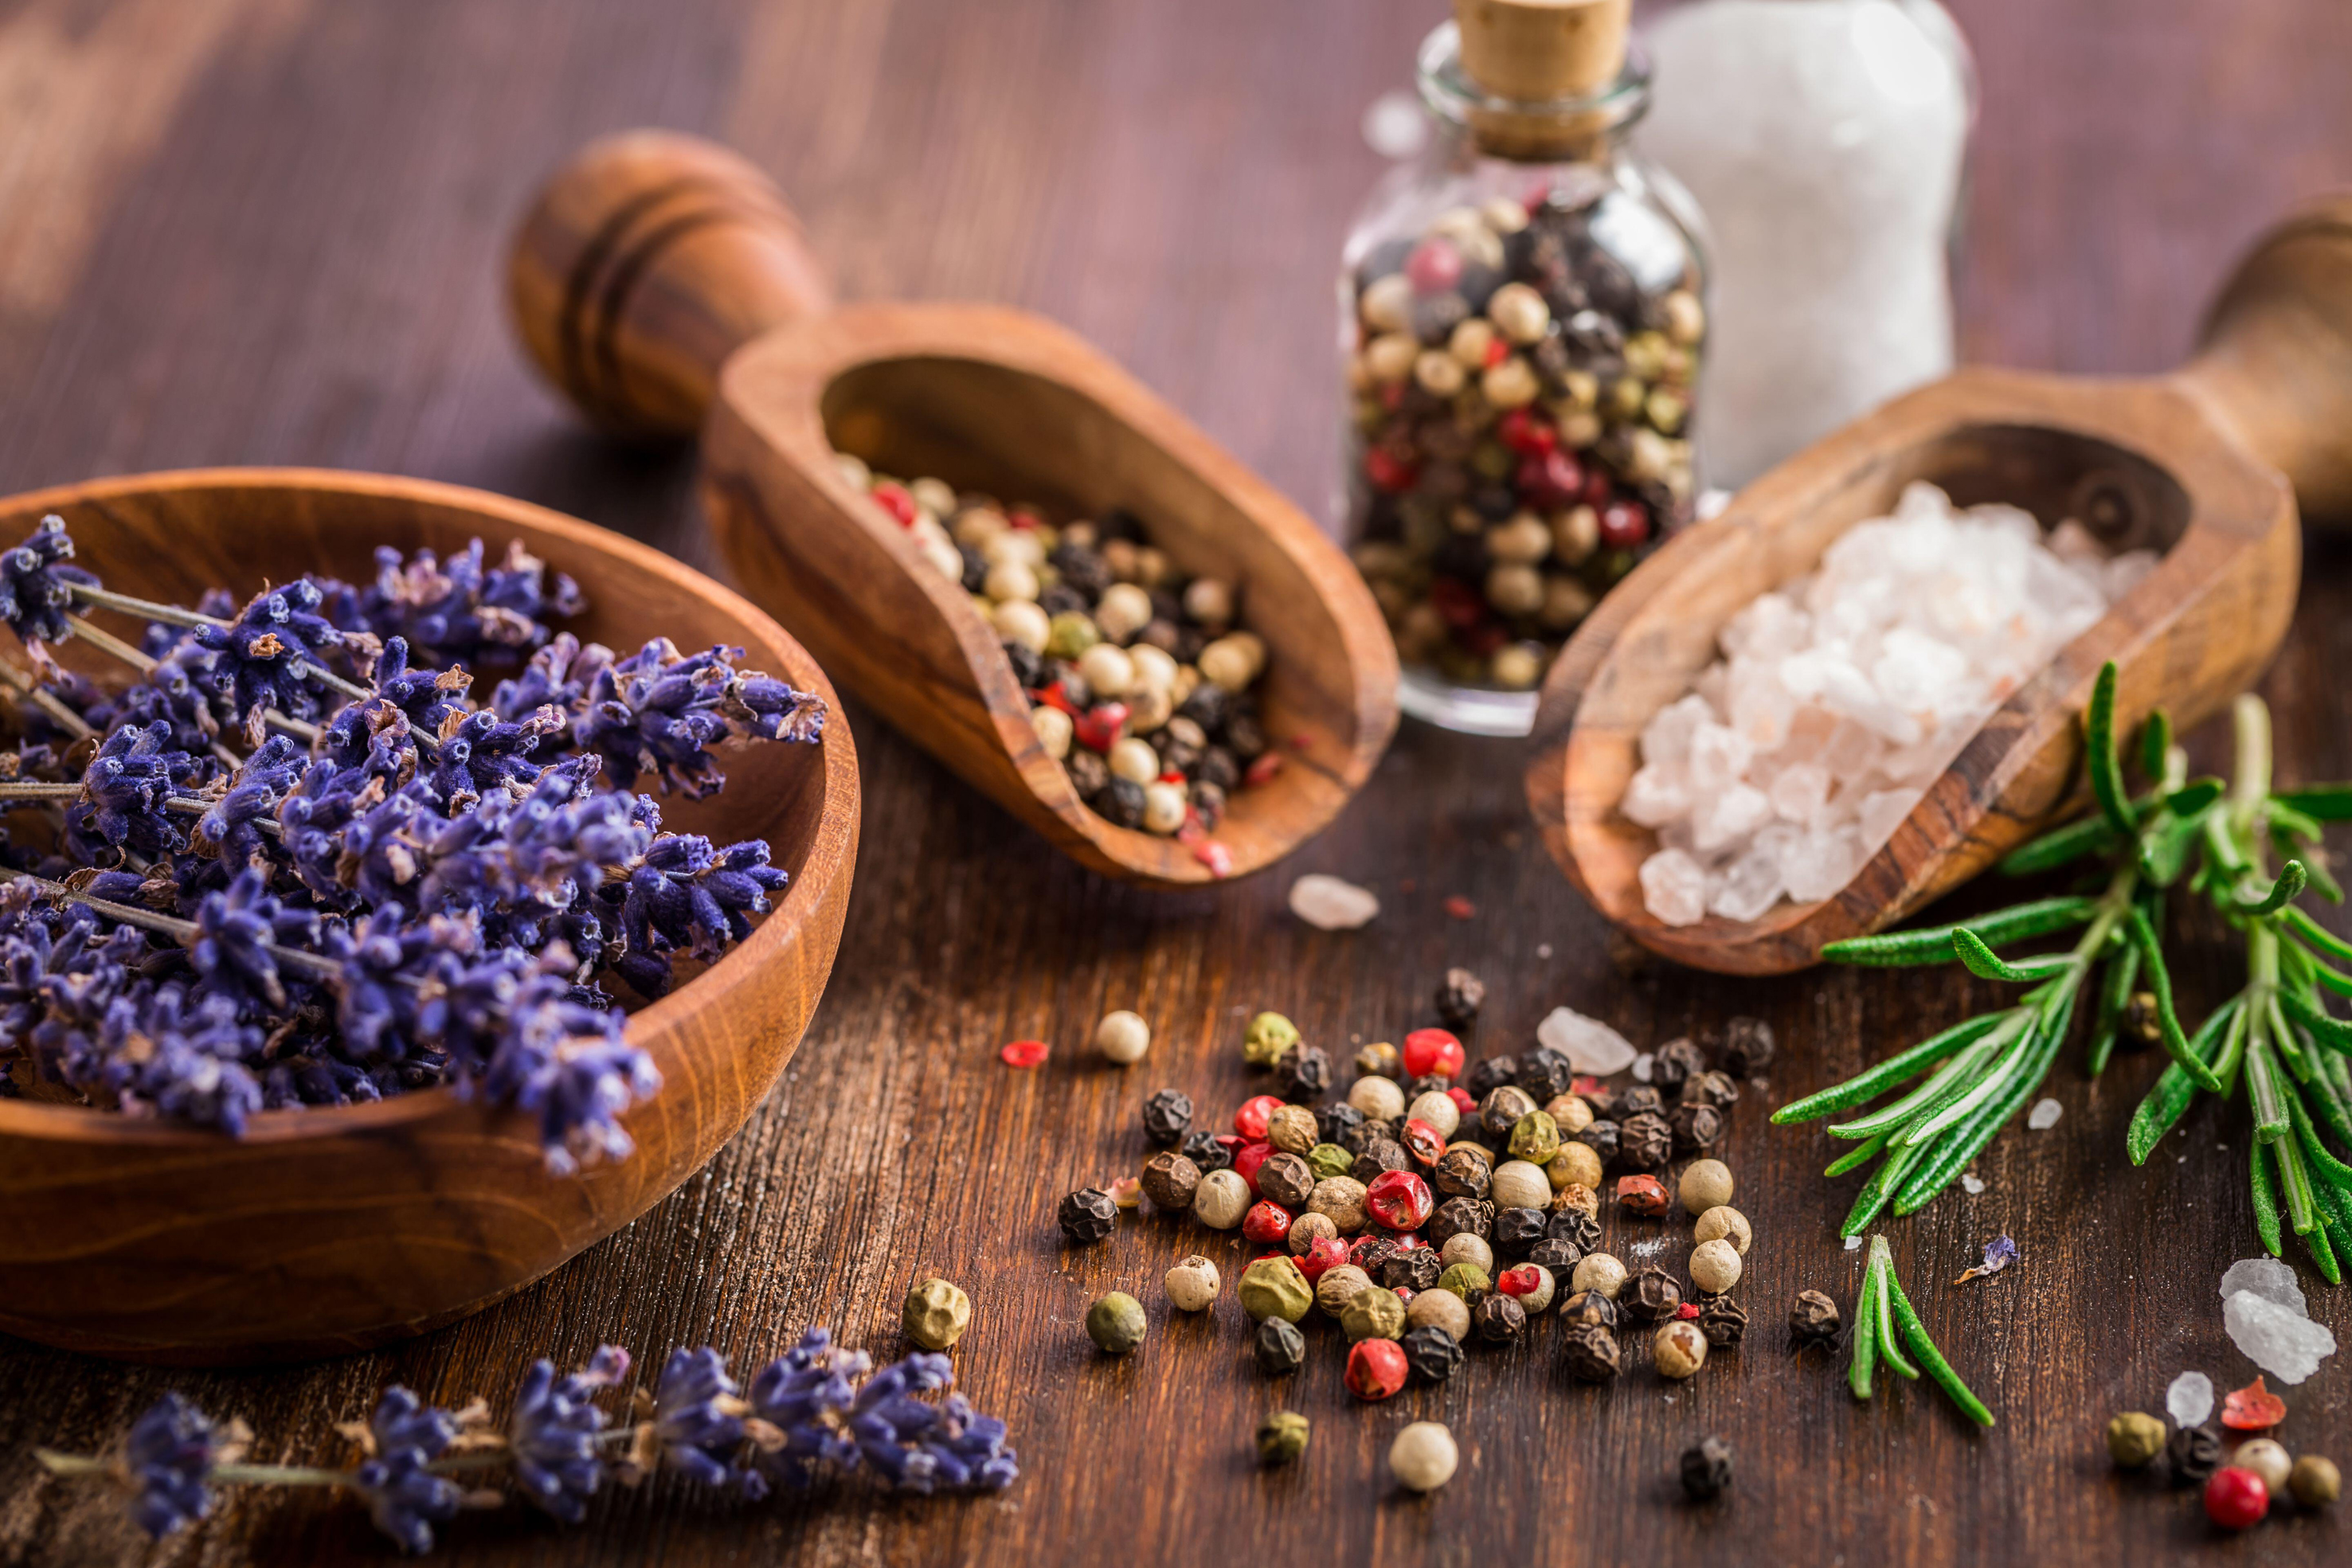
[119,1393,240,1539]
[0,514,97,646]
[507,1344,628,1523]
[722,671,826,745]
[68,721,200,862]
[104,983,266,1134]
[195,735,306,868]
[346,540,582,665]
[351,1449,461,1554]
[190,869,320,1013]
[188,579,356,740]
[649,1347,756,1489]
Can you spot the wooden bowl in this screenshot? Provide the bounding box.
[0,469,859,1364]
[1526,194,2352,974]
[508,131,1399,886]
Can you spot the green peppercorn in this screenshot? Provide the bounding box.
[1045,611,1100,659]
[1255,1410,1311,1466]
[1340,1285,1407,1343]
[1436,1262,1492,1300]
[901,1277,972,1351]
[1239,1256,1315,1323]
[1243,1011,1301,1067]
[2104,1411,2165,1468]
[1307,1143,1356,1181]
[1086,1291,1146,1355]
[1508,1109,1561,1165]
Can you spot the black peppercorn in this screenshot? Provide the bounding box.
[1516,1047,1574,1102]
[1618,1112,1674,1171]
[1352,1140,1411,1185]
[1653,1037,1707,1092]
[1698,1295,1748,1349]
[1562,1320,1622,1382]
[1255,1316,1306,1377]
[1617,1085,1665,1119]
[1342,1118,1396,1156]
[1038,583,1087,618]
[1464,1057,1519,1100]
[1180,1130,1232,1173]
[1258,1152,1315,1209]
[2168,1424,2222,1486]
[1402,1324,1464,1382]
[1526,1236,1583,1275]
[1680,1437,1733,1501]
[1065,749,1110,800]
[1140,1151,1201,1213]
[1272,1043,1333,1104]
[1196,745,1239,792]
[1491,1206,1550,1261]
[1474,1292,1527,1345]
[1681,1069,1740,1111]
[1669,1101,1724,1155]
[1623,1265,1683,1324]
[1141,1089,1194,1148]
[1383,1247,1442,1293]
[1058,1187,1118,1244]
[1428,1196,1495,1247]
[1574,1119,1621,1165]
[1433,1145,1493,1200]
[1480,1085,1538,1141]
[1316,1102,1366,1147]
[1176,681,1230,733]
[1718,1016,1775,1077]
[1354,1041,1403,1081]
[1406,1073,1453,1102]
[1000,639,1044,689]
[1547,1209,1603,1253]
[1434,968,1487,1029]
[1098,776,1148,829]
[1788,1289,1841,1348]
[1560,1288,1618,1328]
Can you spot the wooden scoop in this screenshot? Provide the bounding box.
[1526,195,2352,975]
[508,131,1398,888]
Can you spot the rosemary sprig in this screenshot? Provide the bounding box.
[1846,1235,1994,1425]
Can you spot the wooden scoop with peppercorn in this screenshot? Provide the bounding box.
[1526,195,2352,972]
[508,132,1399,888]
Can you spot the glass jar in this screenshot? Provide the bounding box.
[1338,20,1708,737]
[1640,0,1974,489]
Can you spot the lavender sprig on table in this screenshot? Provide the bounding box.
[32,1330,1016,1554]
[0,514,824,1167]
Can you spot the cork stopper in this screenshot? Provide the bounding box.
[1453,0,1631,104]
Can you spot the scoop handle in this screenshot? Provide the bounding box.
[507,130,832,440]
[2181,193,2352,523]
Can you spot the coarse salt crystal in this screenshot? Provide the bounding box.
[1960,1174,1986,1195]
[1288,874,1380,931]
[2027,1097,2062,1131]
[2219,1257,2307,1318]
[1632,1053,1655,1082]
[2166,1371,2214,1429]
[2224,1291,2337,1385]
[1537,1007,1638,1076]
[1843,1235,1863,1252]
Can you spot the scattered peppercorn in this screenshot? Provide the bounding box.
[1437,1262,1493,1302]
[1352,1139,1412,1185]
[1164,1255,1222,1312]
[1059,1187,1119,1244]
[2204,1467,2268,1530]
[1475,1292,1527,1344]
[1574,1119,1622,1166]
[1669,1101,1724,1154]
[1192,1168,1250,1230]
[1403,1028,1466,1079]
[1316,1102,1367,1146]
[2234,1438,2291,1495]
[1297,1235,1351,1283]
[1258,1152,1317,1208]
[1481,1085,1539,1140]
[1439,1233,1496,1276]
[1516,1048,1575,1102]
[1697,1295,1747,1349]
[1407,1285,1473,1341]
[1243,1201,1294,1247]
[1689,1239,1743,1296]
[1271,1044,1333,1104]
[2121,991,2162,1050]
[1108,1178,1142,1209]
[1693,1204,1751,1254]
[1552,1178,1602,1217]
[1653,1319,1708,1379]
[1465,1057,1517,1100]
[1388,1421,1459,1492]
[1348,1074,1408,1123]
[1256,1316,1306,1376]
[1309,1175,1371,1232]
[1317,1265,1376,1320]
[2290,1453,2341,1507]
[1572,1253,1628,1300]
[2168,1424,2223,1486]
[1255,1410,1311,1466]
[1434,1145,1494,1200]
[1096,1010,1152,1065]
[1342,1285,1409,1343]
[1682,1069,1740,1111]
[1434,968,1486,1028]
[1652,1037,1707,1092]
[1624,1266,1684,1324]
[1306,1143,1356,1183]
[1346,1338,1410,1401]
[1243,1011,1301,1068]
[902,1278,972,1351]
[1178,1129,1232,1172]
[1617,1085,1666,1120]
[1561,1289,1618,1328]
[1615,1174,1673,1217]
[1618,1111,1674,1171]
[1142,1089,1194,1147]
[1264,1103,1319,1155]
[1401,1324,1464,1383]
[1429,1196,1495,1247]
[1356,1040,1404,1081]
[1562,1320,1622,1382]
[1400,1116,1449,1167]
[1679,1436,1733,1501]
[1509,1110,1562,1164]
[1086,1292,1147,1355]
[1717,1017,1774,1077]
[1497,1264,1556,1314]
[1383,1246,1443,1294]
[1239,1257,1314,1323]
[1528,1236,1584,1276]
[2103,1411,2166,1468]
[1140,1151,1201,1213]
[1788,1290,1841,1348]
[1493,1206,1551,1260]
[1348,1234,1403,1275]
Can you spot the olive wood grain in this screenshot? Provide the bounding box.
[1525,195,2352,974]
[0,469,859,1363]
[508,132,1399,888]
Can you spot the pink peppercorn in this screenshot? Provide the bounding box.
[1232,1140,1275,1195]
[1235,1096,1286,1141]
[1617,1174,1672,1217]
[1403,237,1462,293]
[2205,1468,2268,1530]
[1243,1201,1293,1245]
[1496,408,1555,456]
[1366,1170,1434,1232]
[1364,447,1418,493]
[998,1039,1049,1069]
[868,481,917,526]
[1399,1118,1446,1167]
[1345,1338,1409,1402]
[1297,1236,1349,1283]
[1072,703,1128,753]
[1403,1028,1465,1079]
[1516,449,1585,506]
[1598,498,1651,549]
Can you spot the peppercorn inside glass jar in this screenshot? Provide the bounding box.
[1339,0,1707,734]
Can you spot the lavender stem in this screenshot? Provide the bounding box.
[0,655,96,740]
[66,582,375,703]
[0,866,335,980]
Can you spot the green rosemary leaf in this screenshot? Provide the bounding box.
[1841,1139,1923,1237]
[2282,937,2352,999]
[2140,707,2173,781]
[2088,940,2141,1077]
[2126,995,2242,1163]
[1997,813,2120,878]
[2139,810,2205,887]
[2164,776,2224,816]
[1825,1128,1894,1178]
[1774,1013,2011,1124]
[2269,800,2327,843]
[1893,976,2077,1214]
[1848,1257,1880,1401]
[2307,1209,2343,1285]
[1827,1013,2029,1140]
[2280,985,2352,1052]
[1875,1256,1920,1381]
[2268,993,2312,1081]
[2288,1088,2352,1193]
[2088,663,2134,835]
[2127,907,2225,1091]
[2232,860,2309,916]
[2253,1140,2284,1257]
[2277,1132,2321,1236]
[2277,784,2352,821]
[2283,905,2352,966]
[1951,929,2073,984]
[1878,1245,1995,1427]
[2310,1050,2352,1148]
[2296,847,2345,905]
[1822,897,2097,968]
[2247,1029,2291,1143]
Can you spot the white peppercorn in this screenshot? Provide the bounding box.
[1308,1175,1370,1233]
[1390,1421,1459,1492]
[1288,1210,1339,1254]
[1348,1074,1407,1123]
[1141,781,1188,835]
[2235,1438,2291,1495]
[1439,1233,1494,1276]
[1095,1009,1151,1065]
[1077,643,1135,699]
[1182,577,1235,628]
[1030,705,1074,761]
[1266,1103,1318,1155]
[1654,1319,1708,1379]
[1689,1238,1743,1295]
[993,599,1051,652]
[1316,1264,1374,1320]
[1548,1141,1603,1191]
[1545,1093,1595,1135]
[1572,1252,1627,1300]
[1164,1255,1221,1312]
[1407,1089,1461,1140]
[1109,737,1160,785]
[1193,1168,1250,1230]
[1693,1205,1751,1255]
[1490,1159,1552,1212]
[1679,1159,1736,1215]
[1198,636,1258,691]
[1094,582,1153,642]
[1406,1286,1472,1340]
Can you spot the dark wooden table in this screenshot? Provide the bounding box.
[4,1,2351,1562]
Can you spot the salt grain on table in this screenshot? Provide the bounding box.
[2219,1256,2307,1316]
[2027,1097,2062,1131]
[2224,1291,2338,1384]
[1625,483,2156,925]
[1960,1174,1986,1195]
[1536,1007,1637,1076]
[2166,1371,2214,1429]
[1288,874,1380,930]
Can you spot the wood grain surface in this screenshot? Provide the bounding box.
[2,1,2350,1564]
